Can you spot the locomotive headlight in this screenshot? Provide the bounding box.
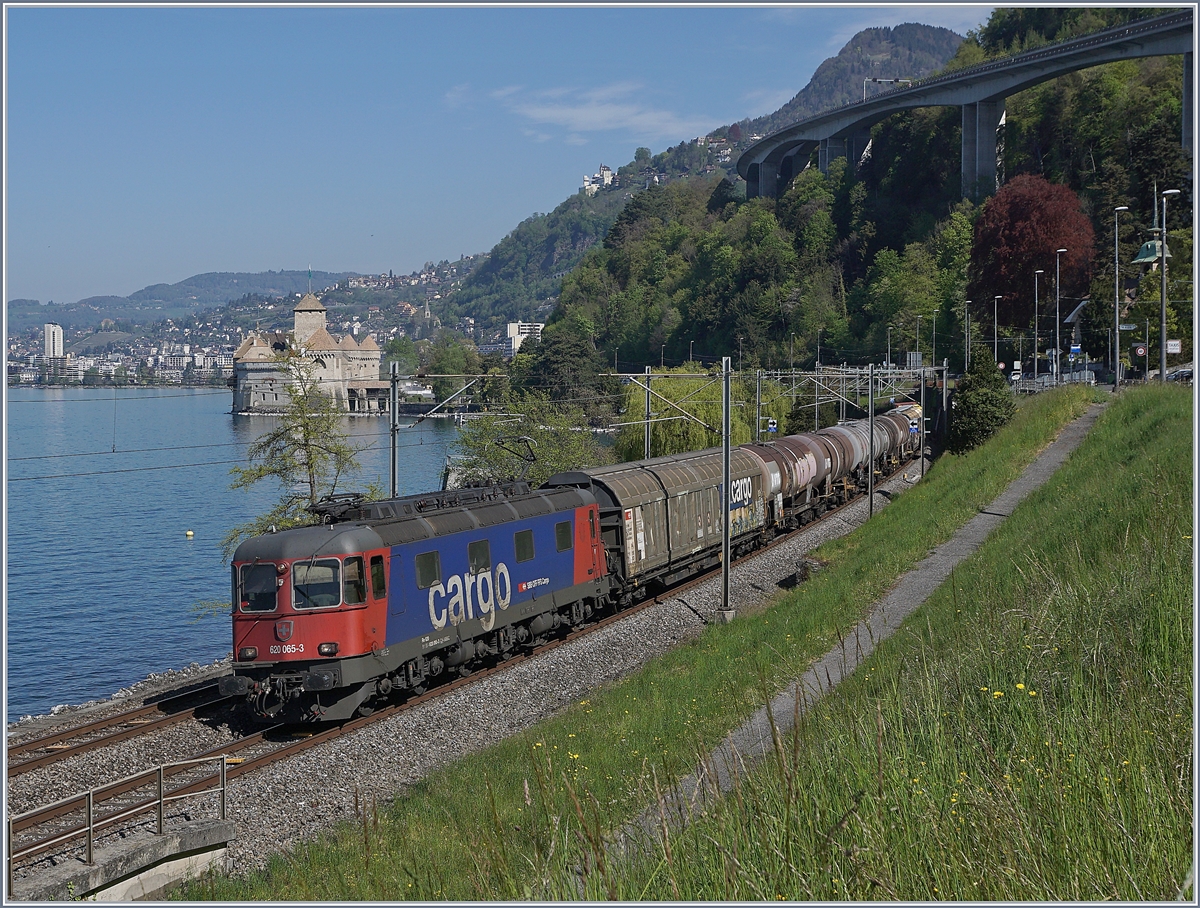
[237,646,258,661]
[318,642,339,656]
[276,562,289,575]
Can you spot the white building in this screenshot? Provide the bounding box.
[231,294,385,414]
[506,322,544,356]
[44,323,64,358]
[581,164,615,196]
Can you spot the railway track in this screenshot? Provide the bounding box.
[8,454,918,882]
[6,684,231,778]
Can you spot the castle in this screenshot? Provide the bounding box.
[231,294,386,414]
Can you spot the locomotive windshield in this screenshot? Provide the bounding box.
[239,563,278,613]
[293,558,342,609]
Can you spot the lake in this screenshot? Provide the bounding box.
[5,387,457,719]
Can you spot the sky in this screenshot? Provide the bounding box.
[4,3,991,307]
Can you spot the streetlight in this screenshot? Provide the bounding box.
[689,339,694,363]
[816,327,823,368]
[915,315,922,365]
[1055,248,1067,383]
[887,325,893,369]
[661,344,666,369]
[994,295,1002,362]
[1160,189,1180,381]
[1114,206,1128,390]
[1033,270,1044,378]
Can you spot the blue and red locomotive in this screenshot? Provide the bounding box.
[219,405,921,722]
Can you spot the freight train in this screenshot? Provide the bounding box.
[218,404,922,722]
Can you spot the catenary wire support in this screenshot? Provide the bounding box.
[389,362,399,498]
[868,363,875,518]
[644,366,652,460]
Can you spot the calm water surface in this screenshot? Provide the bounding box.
[5,387,456,718]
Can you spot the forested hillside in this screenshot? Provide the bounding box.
[439,188,631,331]
[509,5,1190,411]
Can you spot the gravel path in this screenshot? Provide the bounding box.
[6,458,928,882]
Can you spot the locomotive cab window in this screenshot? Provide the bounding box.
[415,551,441,590]
[343,556,367,605]
[293,559,342,609]
[238,563,278,613]
[555,521,572,552]
[515,529,535,563]
[370,555,386,599]
[468,540,491,575]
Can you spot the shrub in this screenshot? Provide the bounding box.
[948,343,1015,453]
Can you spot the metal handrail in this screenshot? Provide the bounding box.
[7,755,229,898]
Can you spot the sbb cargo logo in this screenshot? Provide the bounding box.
[428,563,512,633]
[518,577,549,593]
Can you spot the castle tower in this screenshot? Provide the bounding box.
[293,293,327,342]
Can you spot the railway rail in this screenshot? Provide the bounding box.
[7,684,230,778]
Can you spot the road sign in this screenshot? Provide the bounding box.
[767,418,778,433]
[1119,323,1137,331]
[1167,339,1182,354]
[998,362,1006,370]
[1134,344,1147,358]
[1070,344,1081,354]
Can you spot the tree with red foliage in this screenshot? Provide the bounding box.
[968,174,1094,343]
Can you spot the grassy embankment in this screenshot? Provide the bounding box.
[183,384,1192,901]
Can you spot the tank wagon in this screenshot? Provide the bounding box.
[219,406,921,722]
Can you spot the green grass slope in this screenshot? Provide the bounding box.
[182,385,1192,901]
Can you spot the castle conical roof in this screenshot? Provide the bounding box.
[356,334,379,351]
[303,327,341,351]
[338,334,360,350]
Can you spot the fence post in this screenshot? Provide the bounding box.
[157,766,165,834]
[86,791,94,865]
[220,757,228,820]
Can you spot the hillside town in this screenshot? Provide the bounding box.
[4,255,506,391]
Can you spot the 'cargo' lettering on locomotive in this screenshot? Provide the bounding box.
[428,562,512,632]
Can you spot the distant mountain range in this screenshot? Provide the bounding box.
[7,270,353,334]
[7,22,964,337]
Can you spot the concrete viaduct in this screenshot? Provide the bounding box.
[737,10,1194,200]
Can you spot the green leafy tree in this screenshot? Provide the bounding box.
[425,331,480,401]
[518,310,614,421]
[450,393,616,487]
[382,335,419,375]
[222,352,370,557]
[613,367,791,460]
[947,344,1016,454]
